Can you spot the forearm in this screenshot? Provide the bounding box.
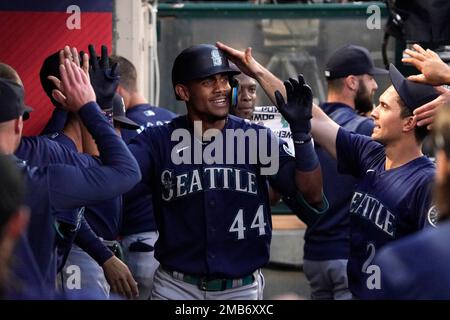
[75,216,114,266]
[311,105,339,159]
[78,102,141,183]
[295,166,323,206]
[253,66,286,105]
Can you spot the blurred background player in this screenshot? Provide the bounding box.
[0,154,29,299]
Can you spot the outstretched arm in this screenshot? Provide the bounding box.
[218,42,339,159]
[217,41,285,104]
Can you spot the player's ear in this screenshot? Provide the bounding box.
[402,115,416,133]
[344,75,358,91]
[175,84,190,101]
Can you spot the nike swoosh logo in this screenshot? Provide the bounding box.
[366,169,375,173]
[176,146,190,154]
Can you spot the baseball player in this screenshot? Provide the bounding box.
[109,55,176,299]
[300,45,387,300]
[126,44,327,300]
[217,41,442,299]
[370,45,450,299]
[22,47,139,299]
[0,154,29,298]
[0,56,141,297]
[230,71,258,120]
[233,45,386,299]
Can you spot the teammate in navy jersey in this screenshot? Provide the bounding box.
[109,55,176,299]
[31,47,139,299]
[217,41,442,299]
[224,44,386,299]
[7,49,137,298]
[371,45,450,299]
[300,45,387,300]
[0,56,141,297]
[127,44,326,300]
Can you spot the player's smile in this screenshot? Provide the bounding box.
[209,95,228,108]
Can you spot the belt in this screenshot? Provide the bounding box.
[163,267,255,292]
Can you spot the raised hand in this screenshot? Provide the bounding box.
[414,86,450,129]
[51,58,96,112]
[402,44,450,86]
[88,44,119,110]
[274,75,313,135]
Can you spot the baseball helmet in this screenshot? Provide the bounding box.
[172,44,240,100]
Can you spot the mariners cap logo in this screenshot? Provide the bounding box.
[211,49,223,66]
[324,70,330,77]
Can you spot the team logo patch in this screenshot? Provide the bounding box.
[161,174,174,194]
[211,49,222,66]
[427,205,439,227]
[144,110,155,117]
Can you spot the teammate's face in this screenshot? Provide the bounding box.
[355,74,378,115]
[370,86,405,145]
[184,73,231,122]
[234,74,257,120]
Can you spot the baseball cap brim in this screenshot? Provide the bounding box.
[113,115,140,130]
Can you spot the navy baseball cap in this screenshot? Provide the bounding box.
[112,93,140,129]
[325,44,388,79]
[389,64,441,111]
[172,44,240,87]
[0,78,33,123]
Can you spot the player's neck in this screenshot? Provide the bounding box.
[384,137,423,170]
[327,92,355,109]
[62,115,84,152]
[127,93,147,110]
[188,114,227,134]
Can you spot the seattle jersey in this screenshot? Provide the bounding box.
[11,102,140,293]
[128,114,296,278]
[120,104,176,235]
[336,128,435,299]
[49,132,123,241]
[304,102,374,261]
[372,219,450,299]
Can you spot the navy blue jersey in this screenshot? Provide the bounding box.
[120,104,176,143]
[120,104,176,235]
[304,103,374,260]
[128,115,297,278]
[11,102,140,292]
[48,132,123,241]
[336,128,435,299]
[372,219,450,299]
[18,132,123,242]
